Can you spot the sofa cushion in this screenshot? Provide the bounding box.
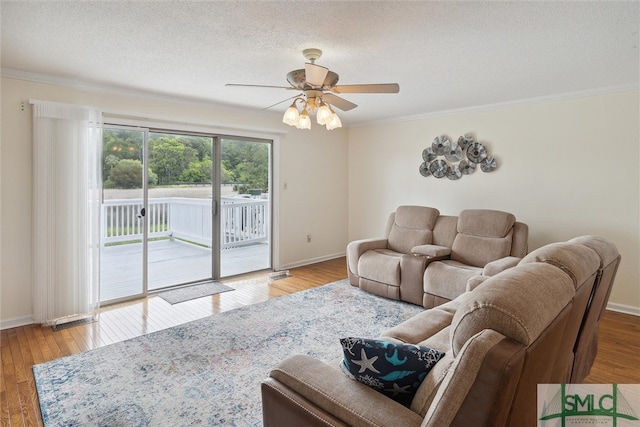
[432,215,458,248]
[450,210,516,267]
[423,260,483,300]
[451,232,514,267]
[340,337,444,406]
[380,308,454,352]
[387,206,440,254]
[457,209,515,237]
[358,249,402,286]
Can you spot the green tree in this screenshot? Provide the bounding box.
[179,156,213,183]
[180,135,212,161]
[104,154,120,170]
[149,136,198,185]
[102,131,269,191]
[221,163,233,183]
[108,159,157,188]
[102,130,143,178]
[221,140,268,191]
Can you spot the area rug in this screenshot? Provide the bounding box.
[33,279,425,426]
[156,281,234,304]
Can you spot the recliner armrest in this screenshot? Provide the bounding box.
[482,256,521,276]
[466,276,488,292]
[411,244,452,258]
[266,354,424,427]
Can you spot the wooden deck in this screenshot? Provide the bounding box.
[100,239,270,302]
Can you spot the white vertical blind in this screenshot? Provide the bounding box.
[31,100,102,325]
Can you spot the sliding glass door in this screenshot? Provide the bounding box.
[146,132,215,290]
[219,138,271,277]
[100,127,147,301]
[100,127,272,304]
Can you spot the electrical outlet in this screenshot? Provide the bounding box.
[307,234,311,243]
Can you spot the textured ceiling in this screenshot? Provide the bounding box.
[1,1,639,126]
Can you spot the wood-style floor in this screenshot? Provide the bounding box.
[1,257,639,426]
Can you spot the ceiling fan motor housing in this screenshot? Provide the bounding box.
[286,69,339,90]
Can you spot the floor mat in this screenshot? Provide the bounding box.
[156,281,234,304]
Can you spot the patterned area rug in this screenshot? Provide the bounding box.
[157,281,234,304]
[33,279,425,426]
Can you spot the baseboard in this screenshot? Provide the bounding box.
[606,302,640,316]
[1,315,35,330]
[277,252,346,271]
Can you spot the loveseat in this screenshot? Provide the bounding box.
[347,206,528,308]
[262,236,620,427]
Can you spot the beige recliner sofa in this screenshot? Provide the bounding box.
[564,235,620,382]
[346,205,442,305]
[347,206,528,308]
[261,236,620,427]
[422,209,528,307]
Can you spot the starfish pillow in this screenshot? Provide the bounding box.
[340,337,445,406]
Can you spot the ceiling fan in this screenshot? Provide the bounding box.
[226,48,400,130]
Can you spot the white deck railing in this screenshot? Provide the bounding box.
[102,197,269,249]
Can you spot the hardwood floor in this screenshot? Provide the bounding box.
[1,257,638,426]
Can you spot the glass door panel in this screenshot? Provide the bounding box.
[100,128,272,303]
[147,132,215,291]
[100,128,146,302]
[219,138,271,277]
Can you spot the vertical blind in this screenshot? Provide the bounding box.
[31,100,102,325]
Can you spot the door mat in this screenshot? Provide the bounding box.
[156,281,234,304]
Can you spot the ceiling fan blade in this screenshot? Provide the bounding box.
[322,93,358,111]
[331,83,400,94]
[304,63,329,87]
[262,95,300,111]
[226,83,295,90]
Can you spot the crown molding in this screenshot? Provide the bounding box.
[351,83,640,128]
[1,67,282,119]
[4,67,638,130]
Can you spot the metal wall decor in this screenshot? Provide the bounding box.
[420,133,497,180]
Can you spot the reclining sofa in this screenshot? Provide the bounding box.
[347,206,529,308]
[262,236,620,427]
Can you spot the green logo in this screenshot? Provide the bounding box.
[540,384,639,426]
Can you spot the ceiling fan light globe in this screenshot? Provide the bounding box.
[316,104,332,125]
[297,111,312,130]
[282,106,300,127]
[326,113,342,130]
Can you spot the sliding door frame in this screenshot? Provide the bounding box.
[101,120,274,304]
[100,124,151,303]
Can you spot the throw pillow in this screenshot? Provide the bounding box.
[339,337,445,406]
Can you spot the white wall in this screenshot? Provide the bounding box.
[2,77,638,326]
[348,90,640,313]
[0,76,349,327]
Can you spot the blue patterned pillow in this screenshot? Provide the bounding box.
[339,337,445,406]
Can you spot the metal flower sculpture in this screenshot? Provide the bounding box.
[420,133,498,180]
